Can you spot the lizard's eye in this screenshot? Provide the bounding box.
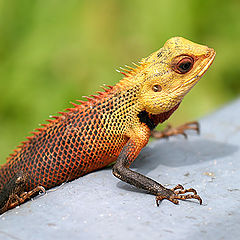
[174,56,194,74]
[152,84,162,92]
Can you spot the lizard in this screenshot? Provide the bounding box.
[0,37,215,214]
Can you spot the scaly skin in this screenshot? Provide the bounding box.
[0,37,215,214]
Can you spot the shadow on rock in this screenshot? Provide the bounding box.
[132,138,238,173]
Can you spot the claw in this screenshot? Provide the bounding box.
[8,185,46,210]
[152,121,200,139]
[171,184,184,191]
[174,194,202,205]
[156,184,202,206]
[174,188,197,195]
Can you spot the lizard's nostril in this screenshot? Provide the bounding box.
[205,48,214,58]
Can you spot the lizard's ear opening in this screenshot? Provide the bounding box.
[171,55,194,74]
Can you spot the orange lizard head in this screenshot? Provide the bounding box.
[138,37,215,114]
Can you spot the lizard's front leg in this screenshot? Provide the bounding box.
[151,121,199,139]
[112,124,202,205]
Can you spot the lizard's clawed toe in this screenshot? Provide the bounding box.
[156,184,202,206]
[151,121,200,139]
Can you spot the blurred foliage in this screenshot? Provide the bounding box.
[0,0,239,164]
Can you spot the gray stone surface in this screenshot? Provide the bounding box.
[1,99,240,240]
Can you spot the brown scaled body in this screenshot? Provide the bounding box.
[0,37,215,213]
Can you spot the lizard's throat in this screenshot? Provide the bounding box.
[138,103,181,130]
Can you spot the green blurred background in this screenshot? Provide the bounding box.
[0,0,239,164]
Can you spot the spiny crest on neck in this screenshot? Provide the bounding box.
[116,62,141,77]
[116,61,149,88]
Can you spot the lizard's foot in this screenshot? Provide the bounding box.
[151,121,200,139]
[156,184,202,206]
[9,186,46,210]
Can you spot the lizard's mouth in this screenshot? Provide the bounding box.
[196,48,216,78]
